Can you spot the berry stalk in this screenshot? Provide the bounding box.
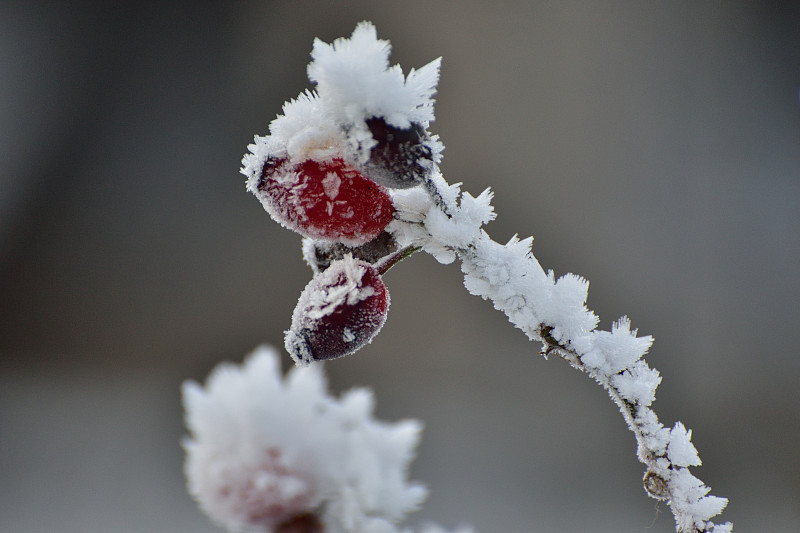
[375,245,421,276]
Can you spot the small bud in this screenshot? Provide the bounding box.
[643,470,669,500]
[286,256,390,364]
[359,117,434,189]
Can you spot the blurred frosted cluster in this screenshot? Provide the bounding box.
[183,345,441,533]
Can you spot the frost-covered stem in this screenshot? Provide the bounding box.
[444,230,731,533]
[375,245,421,275]
[390,170,730,531]
[538,338,698,530]
[536,324,666,495]
[539,331,717,533]
[422,177,450,216]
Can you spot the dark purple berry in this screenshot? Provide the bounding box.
[285,256,390,364]
[359,117,434,189]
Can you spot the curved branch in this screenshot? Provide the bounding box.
[389,184,732,533]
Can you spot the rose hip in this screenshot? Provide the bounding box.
[285,256,390,364]
[254,157,395,246]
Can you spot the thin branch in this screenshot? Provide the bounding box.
[388,190,731,532]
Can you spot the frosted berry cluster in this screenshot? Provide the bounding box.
[241,22,442,364]
[233,22,731,533]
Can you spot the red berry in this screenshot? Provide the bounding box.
[285,256,390,364]
[254,157,395,246]
[359,117,434,189]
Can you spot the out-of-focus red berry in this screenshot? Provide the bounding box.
[255,157,395,246]
[285,257,390,364]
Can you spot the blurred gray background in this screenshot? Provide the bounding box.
[1,1,798,532]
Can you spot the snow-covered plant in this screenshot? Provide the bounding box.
[184,21,732,533]
[182,346,464,533]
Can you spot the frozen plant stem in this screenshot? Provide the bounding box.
[391,184,732,532]
[235,22,732,533]
[374,245,421,275]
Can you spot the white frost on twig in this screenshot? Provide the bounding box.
[388,178,495,264]
[388,176,731,532]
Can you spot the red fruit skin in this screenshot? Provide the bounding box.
[285,258,390,364]
[256,157,395,246]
